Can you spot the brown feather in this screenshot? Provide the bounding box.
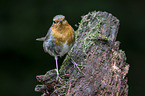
[52,21,74,46]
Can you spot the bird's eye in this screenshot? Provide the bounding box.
[53,21,56,23]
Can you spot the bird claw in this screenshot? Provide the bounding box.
[71,58,82,72]
[56,75,61,81]
[56,75,63,84]
[55,69,62,83]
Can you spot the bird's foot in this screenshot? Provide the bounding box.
[55,69,62,83]
[71,58,82,72]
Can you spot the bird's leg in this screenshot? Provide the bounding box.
[55,56,61,81]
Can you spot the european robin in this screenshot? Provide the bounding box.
[36,15,75,80]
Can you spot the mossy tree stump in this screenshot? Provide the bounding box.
[35,11,129,96]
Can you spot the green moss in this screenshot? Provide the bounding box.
[94,32,110,40]
[118,49,127,61]
[83,30,110,53]
[59,55,70,73]
[118,49,124,53]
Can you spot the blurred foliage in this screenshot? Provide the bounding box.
[0,0,145,96]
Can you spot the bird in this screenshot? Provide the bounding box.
[36,15,75,80]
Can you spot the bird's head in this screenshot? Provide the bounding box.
[52,15,69,28]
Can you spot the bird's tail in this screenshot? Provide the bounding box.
[36,37,46,41]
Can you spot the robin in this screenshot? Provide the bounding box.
[36,15,75,80]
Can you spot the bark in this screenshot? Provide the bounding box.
[35,11,129,96]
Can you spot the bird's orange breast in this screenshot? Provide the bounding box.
[51,23,75,46]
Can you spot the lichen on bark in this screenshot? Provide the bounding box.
[35,11,129,96]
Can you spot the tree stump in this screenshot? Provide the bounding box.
[35,11,129,96]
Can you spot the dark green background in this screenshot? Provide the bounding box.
[0,0,145,96]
